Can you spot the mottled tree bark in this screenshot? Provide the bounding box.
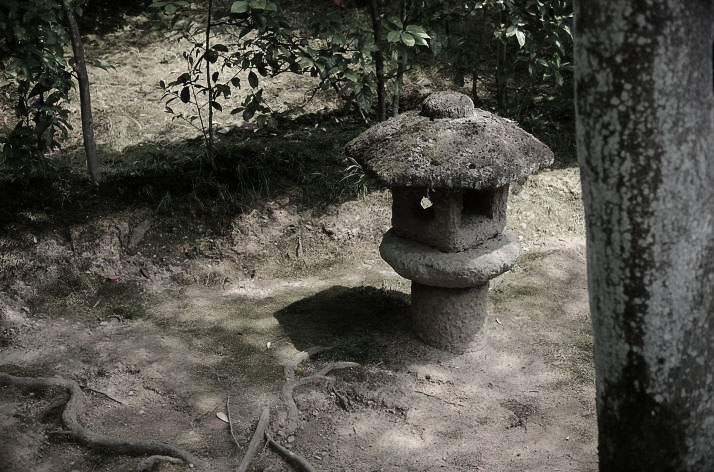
[63,0,100,185]
[575,1,714,470]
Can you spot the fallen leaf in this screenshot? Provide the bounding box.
[266,342,272,349]
[126,247,137,256]
[140,268,150,278]
[476,466,490,471]
[105,275,120,281]
[216,411,229,423]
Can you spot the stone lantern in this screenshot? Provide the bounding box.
[345,91,554,353]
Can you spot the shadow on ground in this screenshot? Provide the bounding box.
[275,285,412,360]
[0,111,367,233]
[273,284,471,373]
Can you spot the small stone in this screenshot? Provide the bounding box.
[128,390,136,396]
[287,435,295,443]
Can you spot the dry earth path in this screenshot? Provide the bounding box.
[0,169,596,471]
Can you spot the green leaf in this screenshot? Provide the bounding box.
[387,30,401,43]
[387,16,403,30]
[515,30,526,48]
[211,71,219,82]
[249,0,266,10]
[164,3,176,15]
[400,32,415,47]
[180,87,190,103]
[231,77,241,87]
[205,50,219,63]
[248,71,258,88]
[213,44,228,52]
[210,101,222,111]
[561,24,572,39]
[230,1,248,13]
[405,24,429,39]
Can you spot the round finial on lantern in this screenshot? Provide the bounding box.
[420,91,475,119]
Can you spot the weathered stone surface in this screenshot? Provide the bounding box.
[345,92,553,189]
[391,186,508,252]
[379,229,520,288]
[410,282,488,353]
[420,91,475,119]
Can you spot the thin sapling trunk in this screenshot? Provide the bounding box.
[62,0,100,185]
[368,0,386,121]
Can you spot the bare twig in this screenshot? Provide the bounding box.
[226,397,241,452]
[295,234,303,258]
[414,389,465,408]
[81,385,124,405]
[0,373,204,468]
[236,407,269,472]
[265,432,316,472]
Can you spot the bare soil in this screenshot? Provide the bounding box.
[0,166,596,471]
[1,9,591,471]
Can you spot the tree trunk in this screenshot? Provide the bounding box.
[495,39,506,113]
[470,68,478,107]
[367,0,386,121]
[391,0,407,118]
[62,0,100,185]
[575,1,714,470]
[392,60,404,117]
[205,0,214,150]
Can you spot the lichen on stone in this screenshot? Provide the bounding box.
[345,92,554,190]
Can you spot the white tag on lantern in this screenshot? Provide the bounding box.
[420,196,433,209]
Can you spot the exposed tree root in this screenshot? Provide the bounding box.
[0,373,204,469]
[229,348,358,471]
[282,347,359,434]
[266,431,316,472]
[236,407,270,472]
[283,346,332,383]
[226,397,242,454]
[282,362,360,432]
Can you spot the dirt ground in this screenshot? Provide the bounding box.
[0,165,596,471]
[1,8,593,471]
